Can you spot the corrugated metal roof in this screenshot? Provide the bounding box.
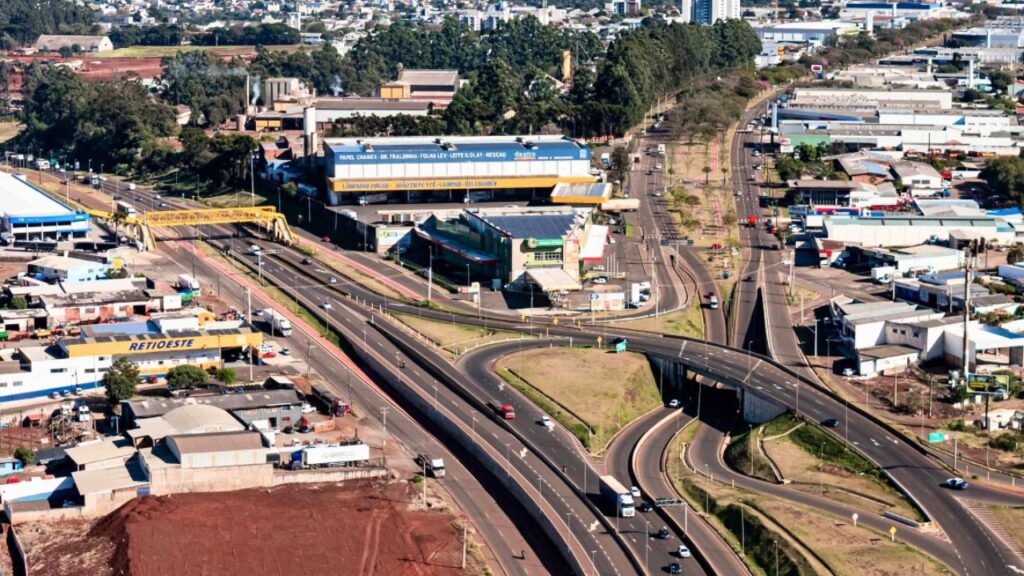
[125,390,302,419]
[169,431,263,454]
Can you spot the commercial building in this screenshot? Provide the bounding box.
[0,316,262,403]
[0,173,90,242]
[415,206,599,289]
[323,135,595,203]
[752,21,858,44]
[824,216,1016,248]
[789,180,893,208]
[27,255,115,283]
[33,35,113,53]
[166,431,268,469]
[680,0,739,24]
[379,69,460,106]
[789,87,954,110]
[890,161,943,197]
[121,389,303,432]
[856,244,964,275]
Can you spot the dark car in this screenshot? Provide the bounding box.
[656,527,671,540]
[668,563,682,574]
[821,418,840,428]
[638,502,654,513]
[302,257,312,265]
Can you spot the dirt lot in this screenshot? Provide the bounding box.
[19,481,482,576]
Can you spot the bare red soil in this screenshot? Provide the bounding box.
[20,480,472,576]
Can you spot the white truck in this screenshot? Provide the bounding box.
[599,475,636,517]
[260,308,293,337]
[176,274,200,293]
[872,265,896,284]
[291,442,370,469]
[416,453,446,478]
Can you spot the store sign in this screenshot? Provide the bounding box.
[128,338,196,352]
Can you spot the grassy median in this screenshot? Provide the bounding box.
[495,347,660,452]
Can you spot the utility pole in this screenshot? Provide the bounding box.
[961,247,972,379]
[461,522,468,569]
[246,287,253,382]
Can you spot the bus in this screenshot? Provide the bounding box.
[115,201,136,217]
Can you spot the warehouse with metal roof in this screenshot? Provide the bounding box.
[323,135,595,204]
[0,172,90,242]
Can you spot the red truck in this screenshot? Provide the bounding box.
[746,215,757,227]
[489,402,516,420]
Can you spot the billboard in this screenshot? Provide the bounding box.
[328,142,590,164]
[330,176,595,193]
[590,292,625,311]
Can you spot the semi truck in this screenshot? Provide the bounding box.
[290,442,370,469]
[311,385,351,417]
[416,453,447,478]
[177,274,200,291]
[260,308,293,336]
[599,475,636,517]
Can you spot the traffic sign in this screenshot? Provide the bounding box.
[889,526,897,542]
[928,432,946,444]
[852,512,858,527]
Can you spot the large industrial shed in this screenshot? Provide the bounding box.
[0,172,90,243]
[323,135,595,203]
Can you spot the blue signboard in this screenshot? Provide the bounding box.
[328,141,590,165]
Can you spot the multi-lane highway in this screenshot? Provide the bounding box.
[78,142,1024,576]
[723,93,1024,575]
[69,173,608,575]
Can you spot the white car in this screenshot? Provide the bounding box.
[630,486,641,498]
[842,367,855,377]
[593,265,606,272]
[593,277,608,284]
[301,403,316,414]
[668,399,681,409]
[539,416,554,430]
[678,545,691,558]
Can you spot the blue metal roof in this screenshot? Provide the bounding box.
[8,212,90,226]
[89,321,159,336]
[861,161,890,177]
[482,213,576,239]
[989,207,1021,217]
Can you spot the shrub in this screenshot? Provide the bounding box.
[14,446,35,466]
[166,365,208,390]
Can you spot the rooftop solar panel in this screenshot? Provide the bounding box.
[482,213,576,239]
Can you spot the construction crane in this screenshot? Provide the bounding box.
[85,206,295,251]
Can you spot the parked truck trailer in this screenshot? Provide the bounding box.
[291,442,370,469]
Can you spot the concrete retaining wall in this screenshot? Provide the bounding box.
[148,464,274,496]
[271,467,387,485]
